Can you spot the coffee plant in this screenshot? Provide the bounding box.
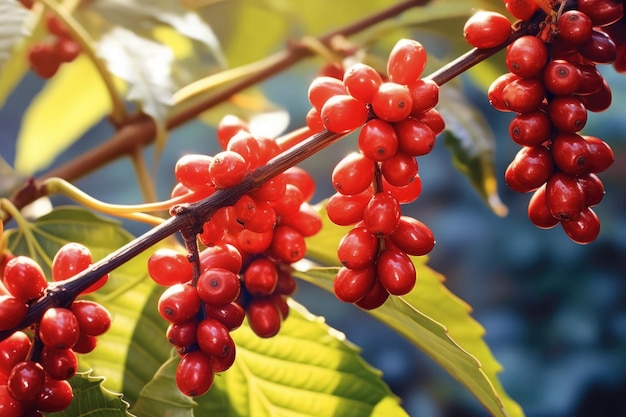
[0,0,623,415]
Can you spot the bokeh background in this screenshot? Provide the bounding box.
[2,4,626,416]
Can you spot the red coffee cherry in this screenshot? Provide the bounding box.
[343,63,383,103]
[386,39,427,84]
[508,110,552,147]
[505,145,554,193]
[166,320,197,350]
[196,318,235,359]
[363,192,401,237]
[505,35,548,78]
[204,302,245,331]
[557,10,593,45]
[561,207,601,244]
[376,247,416,296]
[307,76,346,110]
[2,256,47,302]
[380,152,419,187]
[39,308,80,349]
[176,350,214,397]
[545,172,586,221]
[371,82,413,122]
[579,79,612,112]
[36,376,73,412]
[216,114,250,149]
[333,266,376,303]
[578,29,617,64]
[71,300,111,337]
[504,0,538,20]
[246,297,282,338]
[147,248,193,286]
[157,284,201,324]
[40,347,78,380]
[528,185,560,229]
[209,150,248,188]
[551,133,592,175]
[0,295,27,331]
[326,190,372,226]
[407,79,439,115]
[321,94,369,133]
[7,361,45,401]
[501,77,546,113]
[548,96,587,133]
[488,72,519,112]
[196,268,241,306]
[584,135,614,173]
[463,11,512,49]
[578,173,605,207]
[543,60,582,95]
[355,279,389,310]
[577,0,624,27]
[358,119,399,161]
[394,118,437,156]
[337,227,378,270]
[332,152,375,195]
[243,258,279,297]
[388,216,435,256]
[270,226,307,263]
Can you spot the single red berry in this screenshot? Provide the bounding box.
[561,207,601,244]
[505,35,548,78]
[243,258,278,296]
[174,154,213,190]
[505,145,554,193]
[577,0,624,27]
[326,190,372,226]
[355,279,389,310]
[40,347,78,380]
[36,376,73,412]
[166,320,197,350]
[579,79,612,112]
[227,130,263,169]
[70,300,112,337]
[246,297,282,338]
[413,108,445,135]
[389,216,435,256]
[320,94,369,133]
[204,302,245,331]
[200,244,243,275]
[209,150,248,188]
[250,173,287,201]
[196,318,235,359]
[196,268,241,306]
[334,266,376,303]
[394,118,437,156]
[371,82,413,122]
[157,284,201,324]
[557,10,593,45]
[343,63,383,103]
[551,133,592,175]
[147,248,193,286]
[508,110,551,147]
[176,350,214,397]
[363,192,401,237]
[578,173,605,207]
[358,119,399,162]
[545,172,586,221]
[332,152,375,195]
[39,308,80,349]
[0,385,24,416]
[71,333,97,354]
[382,174,423,204]
[277,202,323,237]
[7,361,45,401]
[269,184,304,217]
[528,185,560,229]
[0,296,27,331]
[2,256,47,302]
[578,29,617,64]
[282,166,316,202]
[381,152,419,187]
[584,135,614,173]
[488,73,519,112]
[548,96,587,133]
[308,76,346,110]
[337,227,378,270]
[463,11,512,49]
[376,247,416,296]
[575,64,605,95]
[504,0,538,20]
[237,229,274,254]
[386,39,427,84]
[543,60,582,95]
[0,331,31,375]
[28,43,61,79]
[501,77,546,113]
[270,226,306,263]
[407,79,439,116]
[216,114,250,149]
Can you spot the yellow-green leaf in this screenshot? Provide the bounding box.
[15,55,115,175]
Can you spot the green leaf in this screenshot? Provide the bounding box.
[438,83,508,216]
[302,205,524,417]
[131,300,408,417]
[48,371,134,417]
[131,351,197,417]
[4,206,134,276]
[14,55,115,175]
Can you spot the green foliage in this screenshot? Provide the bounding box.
[48,371,133,417]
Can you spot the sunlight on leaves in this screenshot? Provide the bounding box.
[0,0,29,77]
[15,55,116,175]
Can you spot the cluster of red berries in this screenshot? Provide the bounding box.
[465,3,618,244]
[27,12,82,79]
[305,39,440,308]
[147,115,321,397]
[0,239,111,416]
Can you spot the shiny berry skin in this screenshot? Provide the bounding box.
[578,0,624,27]
[243,258,278,296]
[246,297,282,338]
[394,118,437,156]
[227,131,262,169]
[382,174,423,204]
[332,152,375,195]
[551,133,591,175]
[209,150,248,188]
[321,94,369,133]
[0,296,27,331]
[199,244,243,275]
[167,320,197,350]
[204,302,245,331]
[333,266,376,303]
[578,173,605,207]
[463,11,511,49]
[52,242,107,294]
[36,376,73,412]
[505,146,554,193]
[561,207,601,244]
[545,172,586,221]
[72,333,97,354]
[39,308,80,349]
[578,29,617,64]
[283,166,316,202]
[543,60,582,95]
[371,82,413,122]
[71,300,112,337]
[389,216,435,256]
[0,331,31,374]
[508,111,551,147]
[501,78,545,113]
[270,184,304,217]
[7,360,45,401]
[274,202,322,238]
[0,385,23,416]
[326,190,372,226]
[413,108,445,135]
[505,35,548,78]
[488,72,519,112]
[337,227,378,270]
[2,256,47,302]
[270,226,306,263]
[528,185,560,229]
[216,114,249,149]
[157,284,201,324]
[580,79,612,112]
[196,318,235,359]
[557,10,593,45]
[363,192,401,237]
[376,247,416,296]
[147,248,193,286]
[504,0,538,20]
[174,154,213,190]
[355,279,389,310]
[176,350,214,397]
[548,96,587,133]
[40,347,78,380]
[387,39,427,84]
[308,76,346,110]
[407,79,439,115]
[381,152,419,187]
[358,119,398,161]
[197,268,241,306]
[343,63,383,103]
[584,135,614,173]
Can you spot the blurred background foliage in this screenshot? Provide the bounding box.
[1,0,626,416]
